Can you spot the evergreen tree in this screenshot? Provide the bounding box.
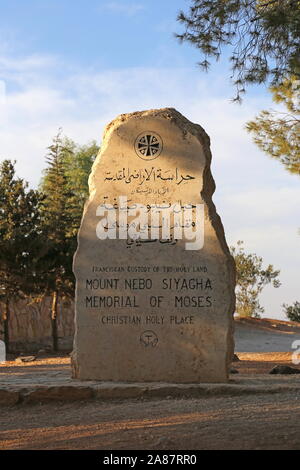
[39,132,78,351]
[39,132,97,350]
[0,160,41,352]
[40,136,98,230]
[176,0,300,100]
[63,138,99,209]
[231,240,281,317]
[246,76,300,175]
[283,301,300,322]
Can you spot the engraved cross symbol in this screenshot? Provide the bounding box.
[140,330,158,347]
[135,132,163,160]
[138,135,160,157]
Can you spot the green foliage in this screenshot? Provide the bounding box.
[283,301,300,322]
[0,160,42,299]
[63,138,99,208]
[39,132,78,297]
[231,240,281,317]
[38,131,97,350]
[38,132,78,350]
[0,133,97,350]
[40,133,98,232]
[246,77,300,175]
[0,160,42,350]
[176,0,300,100]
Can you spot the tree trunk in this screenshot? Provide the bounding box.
[3,299,10,354]
[51,291,58,352]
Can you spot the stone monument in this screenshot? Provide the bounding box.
[72,108,235,383]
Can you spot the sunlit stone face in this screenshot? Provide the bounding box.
[72,108,235,383]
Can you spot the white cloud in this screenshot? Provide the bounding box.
[0,80,5,108]
[0,54,56,72]
[222,187,300,226]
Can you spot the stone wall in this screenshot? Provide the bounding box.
[0,297,75,353]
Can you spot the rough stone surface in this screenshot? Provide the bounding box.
[15,356,36,363]
[0,381,300,406]
[22,386,94,404]
[1,354,300,406]
[72,108,235,383]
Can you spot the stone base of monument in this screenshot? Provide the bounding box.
[1,379,299,406]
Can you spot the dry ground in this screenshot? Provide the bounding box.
[0,389,300,450]
[0,352,300,450]
[1,318,300,450]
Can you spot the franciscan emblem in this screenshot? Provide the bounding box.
[134,132,163,160]
[140,330,158,347]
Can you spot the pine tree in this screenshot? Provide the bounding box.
[230,241,281,318]
[176,0,300,100]
[283,301,300,322]
[40,136,98,231]
[246,76,300,175]
[63,138,99,210]
[39,132,98,350]
[39,132,78,351]
[0,160,41,352]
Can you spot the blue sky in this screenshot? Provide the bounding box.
[0,0,299,320]
[0,0,200,70]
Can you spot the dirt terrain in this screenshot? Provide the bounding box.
[1,386,299,450]
[1,318,300,450]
